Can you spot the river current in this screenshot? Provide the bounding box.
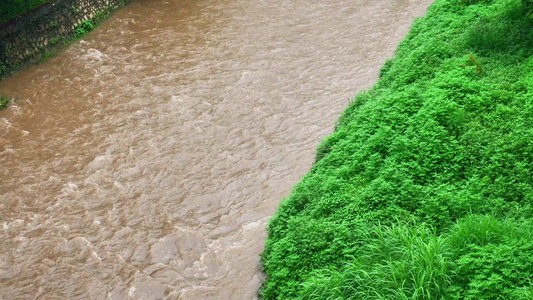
[0,0,431,298]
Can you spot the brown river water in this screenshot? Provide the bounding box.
[0,0,431,298]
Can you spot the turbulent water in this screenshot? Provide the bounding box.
[0,0,431,298]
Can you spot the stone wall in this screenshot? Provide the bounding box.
[0,0,133,79]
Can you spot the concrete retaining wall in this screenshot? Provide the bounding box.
[0,0,133,79]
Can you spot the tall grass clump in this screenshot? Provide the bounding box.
[299,222,451,299]
[261,0,533,298]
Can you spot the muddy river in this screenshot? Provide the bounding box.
[0,0,431,298]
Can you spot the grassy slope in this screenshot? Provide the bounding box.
[261,0,533,298]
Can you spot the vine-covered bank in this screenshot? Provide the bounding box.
[261,0,533,298]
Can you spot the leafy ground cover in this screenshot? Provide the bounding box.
[0,96,9,109]
[261,0,533,298]
[0,0,55,24]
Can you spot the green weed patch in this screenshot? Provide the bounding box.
[261,0,533,298]
[0,95,9,109]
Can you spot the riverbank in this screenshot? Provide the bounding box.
[0,0,133,81]
[0,0,433,297]
[261,0,533,298]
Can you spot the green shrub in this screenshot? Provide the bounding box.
[523,0,533,17]
[74,20,95,39]
[0,96,9,109]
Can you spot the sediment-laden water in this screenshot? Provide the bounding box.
[0,0,431,298]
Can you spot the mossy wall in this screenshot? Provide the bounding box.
[0,0,133,79]
[0,0,55,25]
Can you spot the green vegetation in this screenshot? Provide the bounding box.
[0,96,9,109]
[48,36,60,46]
[74,20,95,39]
[65,9,115,46]
[524,0,533,17]
[38,52,56,63]
[261,0,533,298]
[0,0,54,24]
